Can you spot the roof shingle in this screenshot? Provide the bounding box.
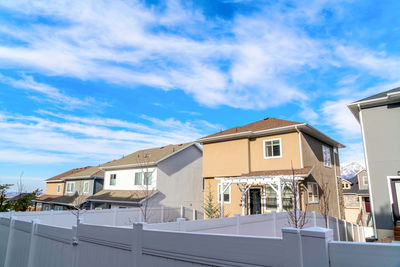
[46,166,91,182]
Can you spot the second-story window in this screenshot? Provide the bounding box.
[83,181,90,193]
[264,138,281,158]
[57,184,61,193]
[135,172,143,185]
[362,174,368,186]
[144,172,152,186]
[322,145,332,167]
[66,182,75,193]
[110,174,117,186]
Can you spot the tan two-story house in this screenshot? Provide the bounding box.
[197,117,345,219]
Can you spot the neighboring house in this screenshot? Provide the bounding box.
[34,166,90,211]
[348,88,400,239]
[197,117,345,219]
[34,166,104,210]
[342,170,372,227]
[87,143,203,219]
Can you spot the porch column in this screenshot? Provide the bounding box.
[220,182,225,218]
[277,181,282,212]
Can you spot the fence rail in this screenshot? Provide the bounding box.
[1,217,399,267]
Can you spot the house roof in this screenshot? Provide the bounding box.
[197,117,345,148]
[63,166,104,180]
[33,194,60,203]
[87,190,157,203]
[99,143,194,169]
[343,176,369,195]
[347,87,400,122]
[46,166,92,182]
[240,166,313,178]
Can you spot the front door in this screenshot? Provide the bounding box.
[390,179,400,220]
[250,188,262,215]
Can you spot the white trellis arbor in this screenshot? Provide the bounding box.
[216,175,305,217]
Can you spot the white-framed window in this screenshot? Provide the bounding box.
[263,138,282,159]
[144,172,152,185]
[57,184,61,193]
[83,181,90,194]
[322,145,332,167]
[307,182,319,203]
[135,172,143,185]
[66,182,75,193]
[218,184,231,203]
[362,174,368,186]
[110,174,117,186]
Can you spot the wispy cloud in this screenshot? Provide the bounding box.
[0,110,219,165]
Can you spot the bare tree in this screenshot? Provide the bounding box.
[287,162,308,228]
[319,179,330,228]
[70,182,89,226]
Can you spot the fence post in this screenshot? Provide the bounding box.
[272,211,277,237]
[344,221,348,241]
[180,205,184,218]
[351,223,354,241]
[312,211,317,227]
[132,223,145,267]
[4,217,16,267]
[176,217,185,231]
[335,218,340,241]
[192,209,196,221]
[300,227,332,267]
[50,209,54,225]
[71,219,82,267]
[282,228,302,267]
[27,219,40,267]
[161,206,164,223]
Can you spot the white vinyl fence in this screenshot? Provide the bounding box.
[0,205,201,228]
[146,211,366,242]
[1,216,400,267]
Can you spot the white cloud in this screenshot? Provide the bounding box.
[339,142,365,165]
[0,110,219,165]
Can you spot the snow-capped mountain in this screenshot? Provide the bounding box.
[340,161,365,179]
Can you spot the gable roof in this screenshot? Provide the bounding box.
[348,87,400,122]
[100,143,196,169]
[63,166,104,180]
[197,117,345,148]
[343,176,369,195]
[46,166,91,182]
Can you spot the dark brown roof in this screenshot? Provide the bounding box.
[241,166,313,177]
[34,194,60,202]
[46,166,91,182]
[87,190,157,203]
[100,143,192,168]
[202,117,303,139]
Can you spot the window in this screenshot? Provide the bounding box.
[110,174,117,186]
[307,182,319,203]
[218,184,231,203]
[263,138,282,158]
[265,185,277,210]
[362,175,368,186]
[322,145,332,167]
[57,184,61,193]
[282,187,294,211]
[66,182,75,193]
[144,172,152,185]
[135,172,143,185]
[83,181,90,193]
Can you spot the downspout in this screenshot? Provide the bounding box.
[295,126,304,169]
[333,147,342,219]
[358,104,377,237]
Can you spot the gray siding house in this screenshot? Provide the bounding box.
[348,88,400,239]
[87,143,203,219]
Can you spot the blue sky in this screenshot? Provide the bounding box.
[0,0,399,192]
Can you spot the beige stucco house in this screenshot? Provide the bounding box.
[197,117,345,219]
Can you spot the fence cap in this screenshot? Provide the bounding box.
[300,227,333,239]
[282,227,300,234]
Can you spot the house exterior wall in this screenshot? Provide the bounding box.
[157,145,203,215]
[301,132,343,219]
[64,179,95,196]
[357,170,369,190]
[45,182,64,195]
[103,167,157,191]
[203,139,249,177]
[361,103,400,236]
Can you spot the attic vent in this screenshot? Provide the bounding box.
[264,117,270,120]
[160,146,164,149]
[178,144,183,146]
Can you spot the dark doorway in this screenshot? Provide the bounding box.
[390,179,400,218]
[250,188,262,215]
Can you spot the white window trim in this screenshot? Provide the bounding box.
[217,183,231,204]
[110,174,117,186]
[263,138,283,159]
[307,182,319,204]
[66,182,75,193]
[83,181,90,194]
[387,176,400,221]
[322,145,332,168]
[57,184,61,193]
